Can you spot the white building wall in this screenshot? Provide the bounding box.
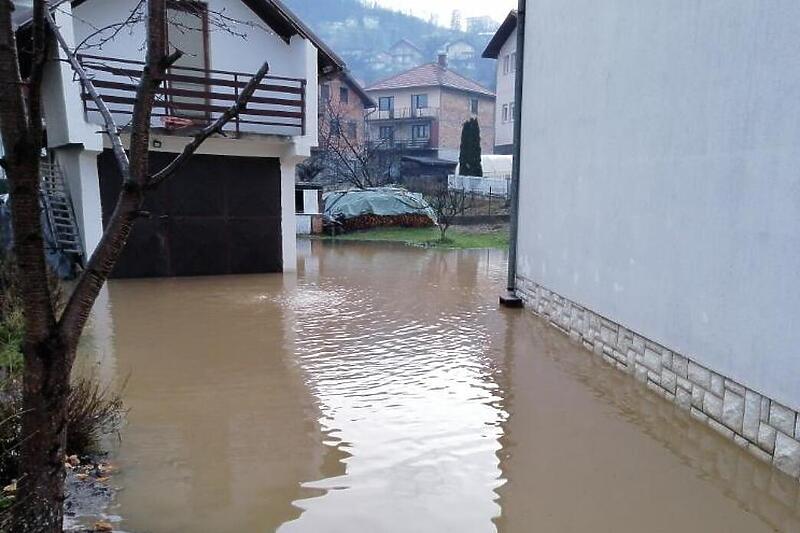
[515,0,800,476]
[39,0,319,267]
[493,27,516,151]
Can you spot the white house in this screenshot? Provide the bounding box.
[511,1,800,480]
[11,0,343,277]
[482,10,517,155]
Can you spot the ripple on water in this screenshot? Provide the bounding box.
[279,274,506,532]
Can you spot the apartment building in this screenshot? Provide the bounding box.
[364,55,495,162]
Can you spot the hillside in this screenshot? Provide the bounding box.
[283,0,499,90]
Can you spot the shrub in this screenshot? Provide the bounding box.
[458,118,483,177]
[66,376,126,455]
[0,258,125,496]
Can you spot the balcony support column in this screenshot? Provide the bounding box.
[279,154,302,273]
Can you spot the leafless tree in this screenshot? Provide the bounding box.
[0,1,269,530]
[424,183,472,242]
[311,97,398,189]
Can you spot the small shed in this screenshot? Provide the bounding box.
[400,156,459,191]
[296,183,323,235]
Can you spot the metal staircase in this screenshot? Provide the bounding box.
[40,161,83,259]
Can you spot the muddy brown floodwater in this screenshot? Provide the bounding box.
[77,240,800,532]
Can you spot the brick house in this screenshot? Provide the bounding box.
[309,71,376,187]
[364,55,495,162]
[319,71,375,144]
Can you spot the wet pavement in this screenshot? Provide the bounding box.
[78,239,800,532]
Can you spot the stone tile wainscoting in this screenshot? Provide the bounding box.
[515,275,800,481]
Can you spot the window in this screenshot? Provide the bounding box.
[330,118,341,135]
[379,126,394,140]
[502,104,509,123]
[411,124,430,140]
[469,98,479,114]
[346,121,358,138]
[295,190,305,213]
[378,96,394,111]
[411,93,428,109]
[510,52,517,72]
[503,54,510,74]
[340,86,349,104]
[509,102,515,122]
[166,1,209,119]
[321,84,331,102]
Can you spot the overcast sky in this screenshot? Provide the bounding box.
[370,0,516,26]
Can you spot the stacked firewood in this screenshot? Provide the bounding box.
[337,214,434,232]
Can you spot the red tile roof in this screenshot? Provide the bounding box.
[365,63,495,98]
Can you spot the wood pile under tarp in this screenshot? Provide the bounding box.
[336,213,434,232]
[323,188,436,232]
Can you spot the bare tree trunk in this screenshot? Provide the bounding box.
[1,1,270,528]
[13,339,72,532]
[0,0,66,529]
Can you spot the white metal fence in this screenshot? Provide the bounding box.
[448,173,512,198]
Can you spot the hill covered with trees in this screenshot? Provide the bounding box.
[283,0,499,89]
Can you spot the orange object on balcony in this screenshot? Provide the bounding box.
[162,116,196,130]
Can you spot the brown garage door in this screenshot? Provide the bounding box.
[98,150,283,278]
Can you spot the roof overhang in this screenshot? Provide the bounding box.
[242,0,344,75]
[482,10,517,59]
[401,155,458,168]
[16,0,344,76]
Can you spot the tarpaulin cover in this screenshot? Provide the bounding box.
[323,188,437,222]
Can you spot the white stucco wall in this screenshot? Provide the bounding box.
[70,0,318,147]
[516,0,800,410]
[493,27,516,150]
[38,0,319,266]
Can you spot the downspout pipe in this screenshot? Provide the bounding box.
[502,0,526,305]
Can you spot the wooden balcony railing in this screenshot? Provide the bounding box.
[77,54,306,137]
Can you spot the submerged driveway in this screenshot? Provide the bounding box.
[81,240,800,532]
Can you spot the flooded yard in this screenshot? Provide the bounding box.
[78,240,800,532]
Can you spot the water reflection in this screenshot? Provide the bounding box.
[77,240,800,532]
[281,242,505,532]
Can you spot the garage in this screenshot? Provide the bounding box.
[98,150,283,278]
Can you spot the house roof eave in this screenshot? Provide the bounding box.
[482,10,517,59]
[20,0,344,76]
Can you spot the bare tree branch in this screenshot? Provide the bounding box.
[58,2,269,346]
[148,61,270,187]
[4,1,277,528]
[45,8,134,181]
[69,0,146,53]
[315,96,395,189]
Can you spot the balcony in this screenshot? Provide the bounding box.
[367,107,439,121]
[369,138,432,150]
[77,55,306,137]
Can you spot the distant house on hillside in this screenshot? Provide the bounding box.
[467,16,499,35]
[482,10,518,155]
[388,39,425,69]
[444,40,478,78]
[446,40,477,62]
[364,55,495,163]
